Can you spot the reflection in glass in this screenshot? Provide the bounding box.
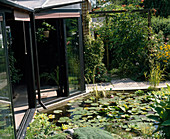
[0,16,15,139]
[65,18,80,92]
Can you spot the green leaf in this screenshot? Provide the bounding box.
[155,107,164,115]
[147,115,160,122]
[161,120,170,126]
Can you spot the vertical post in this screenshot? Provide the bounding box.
[78,16,85,91]
[61,19,69,96]
[55,19,62,97]
[106,41,109,70]
[148,9,151,39]
[148,9,151,28]
[105,15,109,69]
[24,21,36,109]
[29,13,46,109]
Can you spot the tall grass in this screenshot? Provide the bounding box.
[145,63,165,89]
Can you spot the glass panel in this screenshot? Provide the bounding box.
[65,18,80,92]
[36,19,60,102]
[0,15,15,138]
[6,21,29,129]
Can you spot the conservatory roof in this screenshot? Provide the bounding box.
[9,0,83,12]
[0,0,33,12]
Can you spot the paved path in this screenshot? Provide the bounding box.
[86,78,170,93]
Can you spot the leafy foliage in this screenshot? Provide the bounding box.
[147,86,170,138]
[92,1,169,82]
[151,16,170,39]
[147,29,170,80]
[103,0,170,17]
[143,0,170,17]
[84,35,106,83]
[26,113,67,139]
[92,7,149,80]
[40,66,59,86]
[0,126,15,139]
[8,43,22,84]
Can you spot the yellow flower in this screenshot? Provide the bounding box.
[84,107,88,110]
[62,124,69,130]
[165,52,169,56]
[160,46,163,50]
[48,114,55,119]
[27,127,30,130]
[163,60,168,63]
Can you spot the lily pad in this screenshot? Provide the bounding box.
[87,116,93,119]
[84,100,93,104]
[58,117,70,123]
[73,115,82,120]
[67,103,72,106]
[87,107,98,110]
[91,103,99,107]
[141,112,147,115]
[141,107,147,111]
[125,128,131,131]
[67,109,76,112]
[53,110,62,114]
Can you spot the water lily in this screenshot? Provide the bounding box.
[48,114,55,119]
[110,95,114,98]
[62,124,69,130]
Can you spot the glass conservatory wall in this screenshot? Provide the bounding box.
[36,19,61,102]
[0,14,16,139]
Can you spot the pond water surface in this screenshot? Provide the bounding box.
[45,90,157,138]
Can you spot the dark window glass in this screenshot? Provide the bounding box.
[0,15,15,139]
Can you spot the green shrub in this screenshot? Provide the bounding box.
[73,127,114,139]
[147,30,169,80]
[0,126,15,139]
[84,35,106,83]
[147,86,170,138]
[151,16,170,39]
[93,8,149,80]
[26,113,67,139]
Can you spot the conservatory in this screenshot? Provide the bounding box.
[0,0,84,138]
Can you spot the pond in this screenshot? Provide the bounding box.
[45,90,160,138]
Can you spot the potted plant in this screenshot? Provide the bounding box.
[36,21,56,42]
[42,22,55,38]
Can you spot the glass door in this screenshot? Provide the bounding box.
[0,13,16,138]
[65,18,81,93]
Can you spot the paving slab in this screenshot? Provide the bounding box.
[86,78,170,93]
